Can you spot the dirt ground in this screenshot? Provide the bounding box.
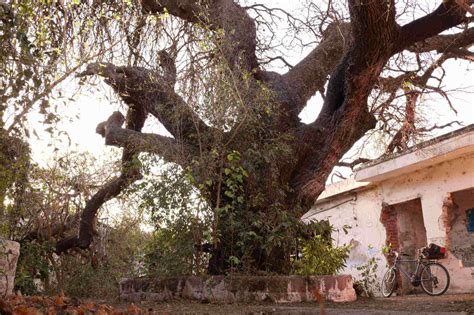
[104,293,474,314]
[3,293,472,314]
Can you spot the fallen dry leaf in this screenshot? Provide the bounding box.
[47,305,56,315]
[53,290,65,306]
[97,304,114,313]
[1,294,145,315]
[12,306,42,315]
[77,302,95,313]
[8,294,24,305]
[127,303,142,315]
[0,298,13,315]
[28,296,44,304]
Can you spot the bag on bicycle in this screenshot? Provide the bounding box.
[422,243,446,259]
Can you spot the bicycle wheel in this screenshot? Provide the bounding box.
[420,262,450,296]
[381,268,397,297]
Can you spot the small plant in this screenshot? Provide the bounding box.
[353,245,381,298]
[293,222,350,276]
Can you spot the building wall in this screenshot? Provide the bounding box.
[449,188,474,268]
[305,152,474,294]
[378,152,474,293]
[377,152,474,244]
[304,188,388,287]
[443,188,474,292]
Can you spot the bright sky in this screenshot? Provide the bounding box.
[29,0,474,169]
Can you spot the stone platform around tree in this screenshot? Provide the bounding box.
[119,275,356,303]
[0,240,20,297]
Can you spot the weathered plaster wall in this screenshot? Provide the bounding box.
[377,152,474,244]
[448,188,474,267]
[304,188,388,286]
[305,152,474,294]
[378,153,474,293]
[119,275,356,303]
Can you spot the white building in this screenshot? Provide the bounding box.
[302,125,474,294]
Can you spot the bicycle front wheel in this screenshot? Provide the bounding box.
[420,262,450,296]
[381,268,397,297]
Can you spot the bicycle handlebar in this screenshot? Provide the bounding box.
[388,248,423,259]
[389,249,399,257]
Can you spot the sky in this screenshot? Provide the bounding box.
[28,0,474,172]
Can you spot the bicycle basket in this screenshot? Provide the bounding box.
[421,243,446,259]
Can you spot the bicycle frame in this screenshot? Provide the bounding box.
[391,256,423,280]
[389,249,437,280]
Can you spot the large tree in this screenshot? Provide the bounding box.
[44,0,474,274]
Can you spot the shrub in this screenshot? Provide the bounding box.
[14,241,53,295]
[292,222,350,276]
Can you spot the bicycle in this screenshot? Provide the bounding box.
[381,246,450,297]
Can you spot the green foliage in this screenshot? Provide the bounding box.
[14,241,53,295]
[293,221,350,276]
[381,244,391,255]
[2,152,116,241]
[1,0,152,131]
[1,0,65,131]
[353,246,381,298]
[57,218,149,299]
[6,152,147,297]
[144,222,206,276]
[224,204,308,273]
[14,219,148,298]
[134,157,211,276]
[58,257,120,299]
[221,151,248,204]
[293,236,350,276]
[136,146,325,275]
[0,131,30,239]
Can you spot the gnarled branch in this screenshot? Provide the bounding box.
[141,0,258,73]
[408,27,474,54]
[395,1,467,53]
[79,60,209,143]
[98,111,192,164]
[56,104,147,254]
[282,23,351,111]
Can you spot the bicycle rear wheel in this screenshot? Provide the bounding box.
[420,262,450,296]
[381,268,397,297]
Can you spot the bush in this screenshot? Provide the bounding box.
[293,234,350,276]
[14,219,148,298]
[14,241,53,295]
[59,257,120,299]
[292,221,350,276]
[143,218,209,277]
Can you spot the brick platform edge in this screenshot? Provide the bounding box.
[0,240,20,297]
[119,275,356,303]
